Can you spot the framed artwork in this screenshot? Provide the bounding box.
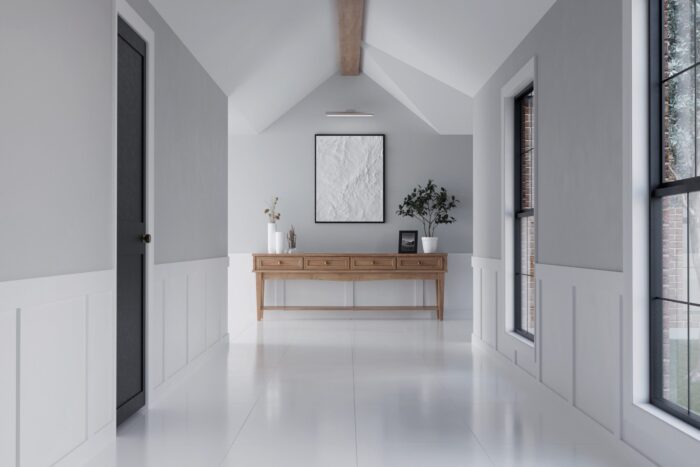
[315,134,385,223]
[398,230,418,254]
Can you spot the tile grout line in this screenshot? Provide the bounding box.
[217,386,264,466]
[218,338,293,466]
[458,406,497,467]
[441,335,497,467]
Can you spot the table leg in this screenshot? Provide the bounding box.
[436,274,445,321]
[256,273,264,321]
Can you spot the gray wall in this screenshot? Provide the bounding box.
[229,74,472,254]
[0,0,227,282]
[0,0,114,281]
[126,0,228,265]
[473,0,622,271]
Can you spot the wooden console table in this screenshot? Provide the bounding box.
[252,253,448,321]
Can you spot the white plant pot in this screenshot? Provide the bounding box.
[267,223,276,253]
[275,231,285,254]
[422,237,438,253]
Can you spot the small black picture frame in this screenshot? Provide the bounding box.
[398,230,418,254]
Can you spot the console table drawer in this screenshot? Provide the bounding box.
[256,256,304,270]
[304,256,350,270]
[397,256,444,270]
[351,256,396,270]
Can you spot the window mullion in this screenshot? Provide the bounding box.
[695,0,698,179]
[688,195,692,415]
[653,177,700,197]
[692,0,697,416]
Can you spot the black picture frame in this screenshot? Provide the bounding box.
[314,134,386,223]
[398,230,418,254]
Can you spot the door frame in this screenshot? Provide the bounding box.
[113,0,155,417]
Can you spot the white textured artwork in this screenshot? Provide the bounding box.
[315,135,384,222]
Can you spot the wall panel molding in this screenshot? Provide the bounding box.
[471,256,537,375]
[0,269,113,467]
[473,259,631,455]
[0,309,17,467]
[0,259,229,466]
[537,263,623,436]
[149,257,229,401]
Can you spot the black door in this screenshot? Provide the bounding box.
[117,17,148,426]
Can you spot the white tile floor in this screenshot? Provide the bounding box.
[86,320,653,467]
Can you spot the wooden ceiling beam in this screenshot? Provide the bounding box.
[338,0,365,75]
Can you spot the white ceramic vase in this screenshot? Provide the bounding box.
[422,237,438,253]
[275,231,285,254]
[267,223,276,253]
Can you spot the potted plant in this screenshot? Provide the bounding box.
[264,197,281,253]
[396,180,459,253]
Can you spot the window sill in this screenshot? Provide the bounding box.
[507,330,535,348]
[635,402,700,442]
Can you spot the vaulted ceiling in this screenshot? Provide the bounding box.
[149,0,556,135]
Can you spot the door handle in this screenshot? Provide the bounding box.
[141,234,152,244]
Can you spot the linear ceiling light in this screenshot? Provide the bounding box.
[325,110,374,118]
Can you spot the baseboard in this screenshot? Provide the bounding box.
[149,334,229,406]
[54,422,116,467]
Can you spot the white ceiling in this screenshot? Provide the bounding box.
[364,0,556,97]
[149,0,556,135]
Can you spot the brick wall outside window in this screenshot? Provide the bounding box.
[516,89,536,337]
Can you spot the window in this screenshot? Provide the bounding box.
[650,0,700,428]
[514,85,536,341]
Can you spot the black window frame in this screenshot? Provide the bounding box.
[649,0,700,429]
[514,84,536,341]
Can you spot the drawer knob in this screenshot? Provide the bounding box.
[371,260,375,265]
[276,261,282,265]
[324,261,329,265]
[417,261,422,265]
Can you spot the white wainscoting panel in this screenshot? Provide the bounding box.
[0,309,17,467]
[227,255,258,339]
[164,275,187,380]
[187,271,207,362]
[538,264,623,435]
[228,253,472,331]
[87,292,114,436]
[283,280,343,306]
[150,257,229,400]
[21,297,87,467]
[472,265,482,341]
[0,270,113,467]
[482,262,499,348]
[474,258,625,440]
[444,254,472,316]
[471,256,541,377]
[0,261,228,466]
[539,266,574,401]
[574,269,623,435]
[206,267,227,348]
